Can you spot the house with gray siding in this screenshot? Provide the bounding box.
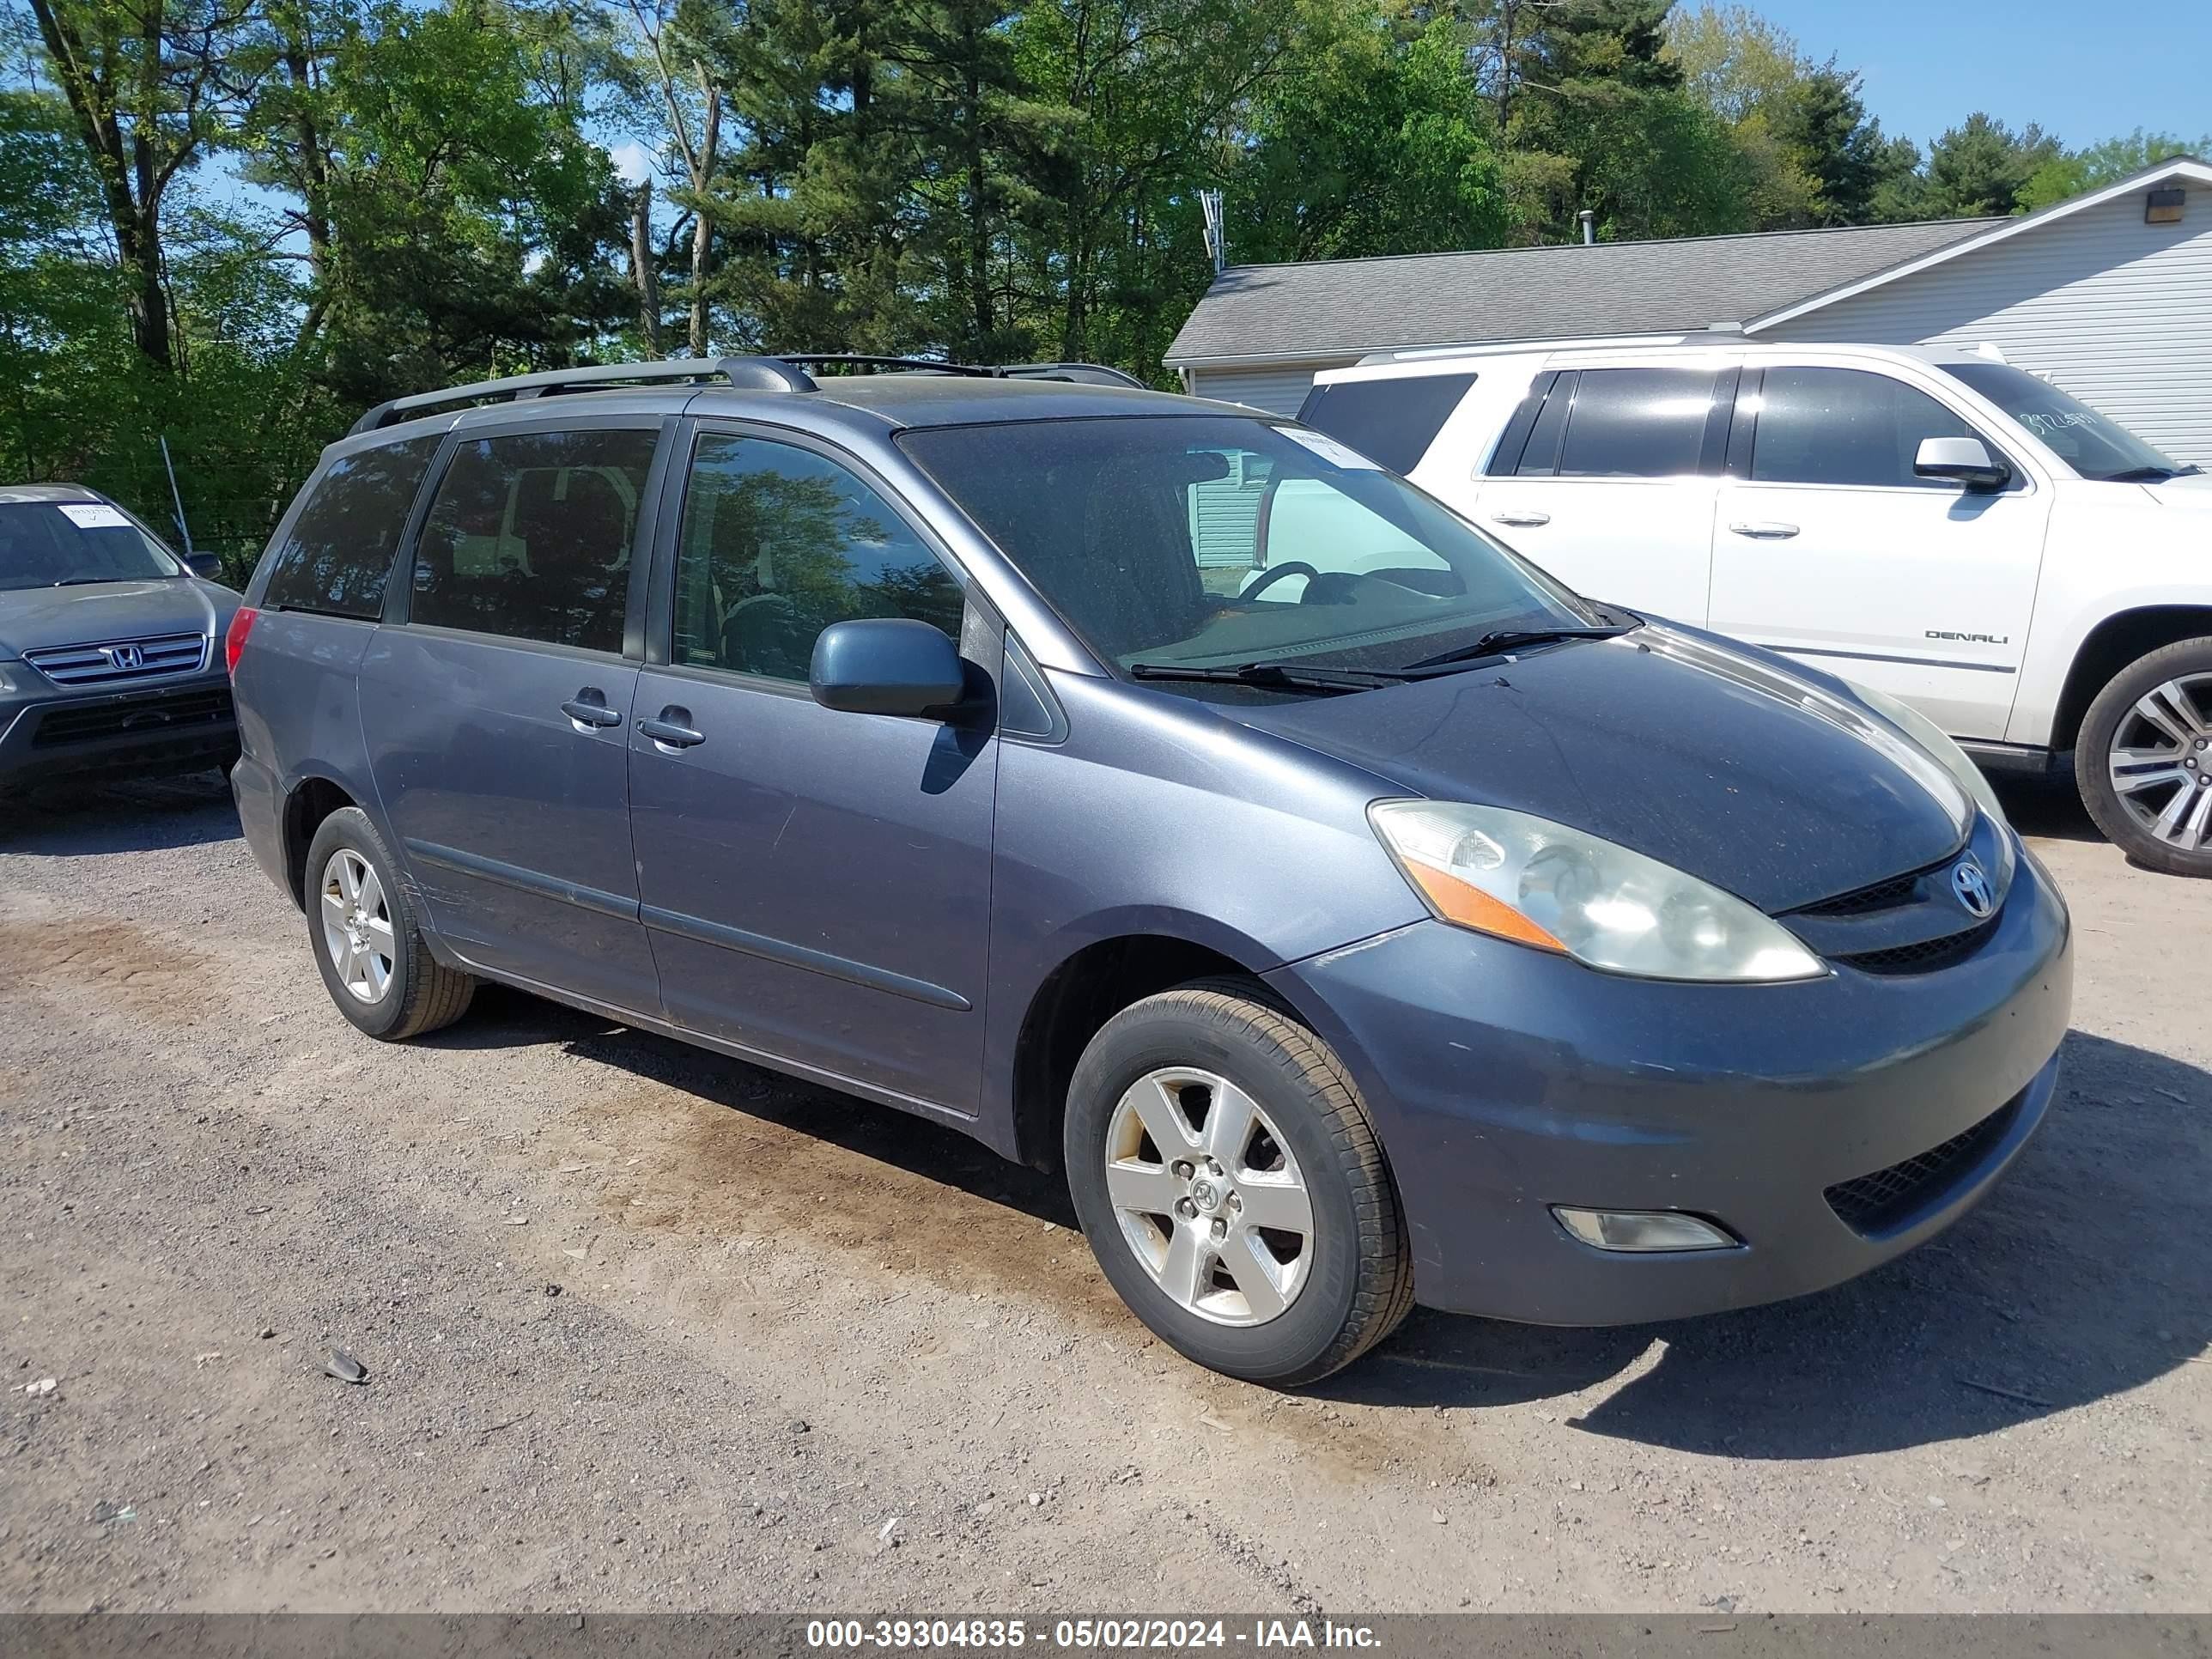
[1164,158,2212,465]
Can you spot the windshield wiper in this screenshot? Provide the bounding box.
[1127,659,1410,695]
[51,575,129,586]
[2097,465,2200,483]
[1400,623,1632,672]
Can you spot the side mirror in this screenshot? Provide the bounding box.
[1915,435,2010,492]
[809,618,966,717]
[184,552,224,580]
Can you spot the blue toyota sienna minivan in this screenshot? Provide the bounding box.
[228,357,2072,1386]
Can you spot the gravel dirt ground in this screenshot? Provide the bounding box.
[1,770,2206,1614]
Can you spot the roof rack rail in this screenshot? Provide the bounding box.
[348,356,817,436]
[775,353,1145,389]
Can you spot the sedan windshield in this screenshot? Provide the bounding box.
[900,416,1603,681]
[1937,362,2197,483]
[0,501,183,592]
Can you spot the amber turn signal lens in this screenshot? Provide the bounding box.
[1399,860,1565,952]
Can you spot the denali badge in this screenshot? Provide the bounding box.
[1951,858,1996,920]
[1926,629,2010,645]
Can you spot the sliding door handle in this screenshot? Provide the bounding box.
[1728,520,1800,539]
[560,691,623,729]
[638,708,707,750]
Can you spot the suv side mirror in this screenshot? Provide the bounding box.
[1915,435,2010,492]
[809,619,966,717]
[184,552,224,580]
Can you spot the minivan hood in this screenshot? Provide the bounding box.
[1234,625,1969,915]
[0,578,230,659]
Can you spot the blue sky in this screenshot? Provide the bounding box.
[1754,0,2212,151]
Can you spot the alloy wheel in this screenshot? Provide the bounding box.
[2106,672,2212,852]
[319,848,395,1003]
[1102,1066,1315,1327]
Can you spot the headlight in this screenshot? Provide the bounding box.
[1368,800,1826,983]
[1846,679,2009,832]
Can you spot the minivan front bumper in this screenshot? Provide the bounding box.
[1265,845,2073,1326]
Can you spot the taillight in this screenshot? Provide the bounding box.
[224,606,258,677]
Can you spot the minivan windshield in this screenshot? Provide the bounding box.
[901,416,1605,680]
[0,501,184,592]
[1936,362,2198,483]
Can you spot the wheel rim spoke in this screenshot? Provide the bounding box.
[2176,786,2212,850]
[1157,1224,1208,1308]
[2110,672,2212,843]
[1233,1175,1312,1236]
[1104,1159,1182,1218]
[2152,784,2197,842]
[1203,1081,1258,1169]
[1128,1075,1200,1158]
[1220,1235,1289,1322]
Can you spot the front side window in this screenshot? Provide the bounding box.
[900,416,1599,679]
[672,434,963,684]
[1552,368,1717,479]
[411,427,659,652]
[1937,361,2193,483]
[1296,373,1476,474]
[262,434,441,618]
[0,500,181,592]
[1749,368,1977,489]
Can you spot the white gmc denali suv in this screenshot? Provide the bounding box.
[1283,340,2212,877]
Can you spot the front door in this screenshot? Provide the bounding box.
[1706,365,2051,738]
[361,420,665,1012]
[627,427,996,1114]
[1467,364,1734,623]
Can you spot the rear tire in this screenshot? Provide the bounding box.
[304,807,476,1039]
[1064,977,1413,1387]
[2076,637,2212,877]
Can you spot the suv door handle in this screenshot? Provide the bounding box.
[637,708,706,750]
[1491,510,1551,527]
[1728,520,1800,539]
[560,691,623,730]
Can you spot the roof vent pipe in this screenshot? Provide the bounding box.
[1579,210,1595,246]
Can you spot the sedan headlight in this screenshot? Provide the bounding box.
[1846,679,2009,831]
[1369,800,1825,983]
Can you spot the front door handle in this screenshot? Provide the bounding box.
[1728,520,1800,539]
[638,708,706,750]
[560,690,623,730]
[1491,510,1551,527]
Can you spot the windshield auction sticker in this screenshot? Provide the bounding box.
[55,502,132,529]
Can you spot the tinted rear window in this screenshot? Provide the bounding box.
[1296,374,1475,474]
[262,435,441,618]
[1553,368,1716,478]
[410,427,659,653]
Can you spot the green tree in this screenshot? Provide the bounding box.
[1920,111,2061,218]
[2018,127,2211,212]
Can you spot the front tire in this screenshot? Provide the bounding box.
[304,807,477,1039]
[2077,637,2212,877]
[1064,978,1413,1386]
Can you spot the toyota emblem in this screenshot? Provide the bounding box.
[1951,858,1995,919]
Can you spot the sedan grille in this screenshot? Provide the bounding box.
[31,686,234,748]
[1824,1092,2024,1237]
[22,633,208,685]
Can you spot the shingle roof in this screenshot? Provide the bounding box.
[1163,218,2002,366]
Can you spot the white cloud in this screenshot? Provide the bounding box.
[611,140,657,186]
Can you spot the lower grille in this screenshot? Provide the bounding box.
[1833,915,2000,975]
[1824,1093,2023,1237]
[31,686,234,748]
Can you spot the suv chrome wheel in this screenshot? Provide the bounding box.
[1103,1066,1314,1327]
[319,848,395,1003]
[2106,672,2212,852]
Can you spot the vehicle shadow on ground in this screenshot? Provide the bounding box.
[0,770,240,855]
[1991,769,2100,845]
[1321,1028,2210,1456]
[442,985,2205,1458]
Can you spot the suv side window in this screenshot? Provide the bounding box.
[1297,373,1477,474]
[261,434,441,618]
[672,433,963,683]
[411,427,658,653]
[1750,368,1978,489]
[1552,368,1717,478]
